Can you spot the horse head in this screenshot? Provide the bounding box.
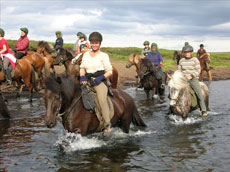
[44,74,81,128]
[37,41,55,55]
[126,54,144,70]
[44,75,62,128]
[138,58,156,79]
[56,48,74,64]
[168,70,191,116]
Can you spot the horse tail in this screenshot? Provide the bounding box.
[31,66,38,92]
[132,106,147,127]
[44,57,50,77]
[0,93,10,118]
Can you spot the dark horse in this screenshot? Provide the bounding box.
[56,48,119,89]
[0,92,10,118]
[173,51,183,65]
[44,74,146,136]
[138,58,165,99]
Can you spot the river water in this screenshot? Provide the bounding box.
[0,80,230,172]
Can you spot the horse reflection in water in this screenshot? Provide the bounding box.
[168,70,209,118]
[43,74,146,136]
[0,92,10,119]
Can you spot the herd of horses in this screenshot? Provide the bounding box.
[0,45,212,137]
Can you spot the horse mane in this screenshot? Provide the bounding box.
[45,74,81,98]
[38,41,54,54]
[168,70,189,89]
[140,58,156,72]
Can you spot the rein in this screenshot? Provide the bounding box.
[57,94,82,118]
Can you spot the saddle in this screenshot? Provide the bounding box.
[81,85,114,131]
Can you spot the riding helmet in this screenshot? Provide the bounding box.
[55,31,62,36]
[200,44,204,47]
[183,45,193,52]
[89,32,103,42]
[143,41,150,45]
[20,27,29,35]
[0,28,5,37]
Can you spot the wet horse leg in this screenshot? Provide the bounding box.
[207,70,212,85]
[200,70,204,81]
[37,68,44,89]
[23,77,33,102]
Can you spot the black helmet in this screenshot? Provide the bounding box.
[0,28,5,37]
[200,44,204,47]
[89,32,103,42]
[183,45,193,52]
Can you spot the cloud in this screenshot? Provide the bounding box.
[1,0,230,52]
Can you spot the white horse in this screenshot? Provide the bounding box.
[168,70,209,118]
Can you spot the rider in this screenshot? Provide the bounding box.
[197,44,206,58]
[13,27,29,59]
[80,32,113,137]
[147,42,166,88]
[75,33,89,55]
[0,28,16,85]
[182,42,189,57]
[141,41,151,57]
[178,44,208,117]
[54,31,64,53]
[73,32,82,52]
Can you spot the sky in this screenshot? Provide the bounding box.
[1,0,230,52]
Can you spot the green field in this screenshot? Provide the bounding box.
[7,39,230,70]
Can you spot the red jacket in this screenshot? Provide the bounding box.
[16,36,29,54]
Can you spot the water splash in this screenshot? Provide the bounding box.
[55,128,154,152]
[168,111,203,125]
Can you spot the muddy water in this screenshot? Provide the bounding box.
[0,80,230,172]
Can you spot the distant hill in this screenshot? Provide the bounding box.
[7,39,230,69]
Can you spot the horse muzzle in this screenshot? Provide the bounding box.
[126,64,131,68]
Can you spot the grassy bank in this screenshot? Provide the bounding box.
[7,40,230,70]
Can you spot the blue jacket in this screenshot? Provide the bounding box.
[147,52,163,66]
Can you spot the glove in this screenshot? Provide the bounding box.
[71,58,76,64]
[80,76,87,82]
[159,63,162,67]
[94,75,105,85]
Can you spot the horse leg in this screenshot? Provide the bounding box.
[200,70,204,81]
[23,77,33,103]
[144,89,150,99]
[37,69,44,89]
[207,70,212,85]
[51,65,56,75]
[16,83,24,100]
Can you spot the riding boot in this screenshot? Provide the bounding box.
[5,69,12,85]
[103,122,112,137]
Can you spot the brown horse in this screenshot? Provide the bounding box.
[43,74,146,136]
[198,53,212,84]
[138,58,164,99]
[126,54,145,86]
[56,48,119,89]
[23,52,48,89]
[37,41,56,75]
[173,51,183,65]
[0,58,37,102]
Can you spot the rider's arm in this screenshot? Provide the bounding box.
[0,44,7,54]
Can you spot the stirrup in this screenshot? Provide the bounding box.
[160,84,165,89]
